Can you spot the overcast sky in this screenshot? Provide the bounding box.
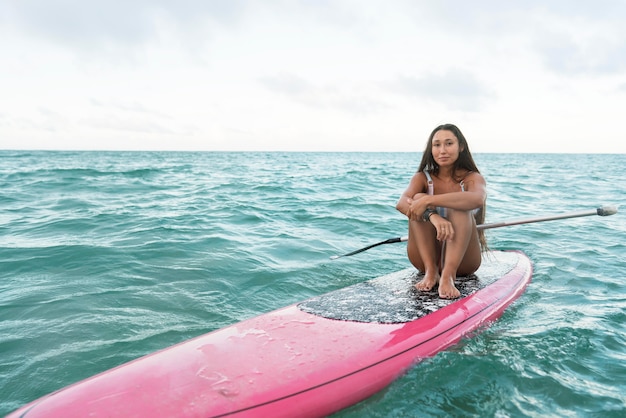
[1,1,625,153]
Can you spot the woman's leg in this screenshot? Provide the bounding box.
[438,209,482,299]
[407,218,442,291]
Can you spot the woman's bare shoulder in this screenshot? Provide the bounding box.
[456,170,485,190]
[462,170,485,181]
[406,171,428,192]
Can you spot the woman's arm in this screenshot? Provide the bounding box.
[396,172,426,217]
[418,172,486,211]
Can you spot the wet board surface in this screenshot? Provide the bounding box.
[299,251,516,323]
[8,251,532,418]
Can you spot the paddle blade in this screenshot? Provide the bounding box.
[330,236,407,260]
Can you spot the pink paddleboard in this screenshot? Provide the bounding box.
[8,250,532,417]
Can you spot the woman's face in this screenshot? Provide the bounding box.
[431,129,461,168]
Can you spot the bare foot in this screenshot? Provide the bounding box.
[438,275,460,299]
[415,272,439,292]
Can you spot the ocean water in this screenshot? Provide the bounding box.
[1,151,624,417]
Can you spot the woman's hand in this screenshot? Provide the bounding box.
[405,193,430,221]
[406,196,453,241]
[429,214,454,241]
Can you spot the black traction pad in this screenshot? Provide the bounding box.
[298,252,520,324]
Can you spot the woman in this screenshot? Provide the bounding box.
[396,124,487,299]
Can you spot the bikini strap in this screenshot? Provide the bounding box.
[424,170,434,195]
[460,171,473,192]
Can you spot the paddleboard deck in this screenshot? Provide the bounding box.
[8,250,532,418]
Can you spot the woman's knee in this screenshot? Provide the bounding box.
[449,208,473,221]
[448,209,475,232]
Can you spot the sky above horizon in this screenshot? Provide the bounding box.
[1,1,625,153]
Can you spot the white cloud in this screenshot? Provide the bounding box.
[386,71,496,112]
[0,0,625,153]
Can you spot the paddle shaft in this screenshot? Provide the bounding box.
[330,206,617,259]
[477,206,616,231]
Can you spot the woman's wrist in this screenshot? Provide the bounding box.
[422,208,436,222]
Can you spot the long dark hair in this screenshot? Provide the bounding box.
[418,124,487,249]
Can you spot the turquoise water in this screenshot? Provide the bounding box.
[1,151,624,417]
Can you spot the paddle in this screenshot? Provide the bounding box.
[330,205,618,260]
